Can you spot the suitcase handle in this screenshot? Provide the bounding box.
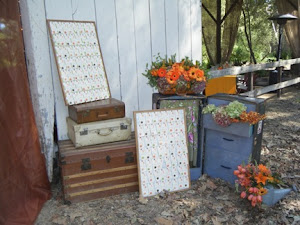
[97,112,109,118]
[97,128,113,136]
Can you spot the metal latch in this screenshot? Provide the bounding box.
[114,106,121,113]
[120,123,128,130]
[81,158,91,171]
[80,128,88,136]
[106,155,111,163]
[125,152,134,164]
[82,110,90,118]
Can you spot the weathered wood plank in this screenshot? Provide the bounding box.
[240,77,300,97]
[71,0,96,21]
[191,0,202,62]
[150,0,167,57]
[208,58,300,78]
[165,0,179,60]
[95,0,121,100]
[178,0,192,59]
[20,0,55,180]
[133,0,153,110]
[45,0,73,141]
[115,0,139,118]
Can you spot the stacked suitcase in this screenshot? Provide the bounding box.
[59,98,139,203]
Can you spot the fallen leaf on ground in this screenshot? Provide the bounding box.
[155,217,173,225]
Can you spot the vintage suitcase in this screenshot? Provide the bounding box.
[68,98,125,124]
[59,137,138,203]
[67,117,132,148]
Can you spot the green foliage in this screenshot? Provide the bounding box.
[202,104,217,114]
[225,101,247,119]
[229,0,293,65]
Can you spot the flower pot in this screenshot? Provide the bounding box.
[158,88,195,95]
[262,186,292,206]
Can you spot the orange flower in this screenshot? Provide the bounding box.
[151,69,158,76]
[182,71,190,81]
[258,188,268,196]
[157,68,167,77]
[195,69,206,82]
[254,172,269,185]
[230,118,240,123]
[170,70,180,81]
[187,67,197,79]
[166,76,176,85]
[258,164,271,175]
[172,63,185,73]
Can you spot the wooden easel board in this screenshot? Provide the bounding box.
[47,20,111,105]
[133,108,191,197]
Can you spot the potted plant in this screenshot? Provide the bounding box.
[234,162,292,207]
[143,54,207,95]
[202,100,266,137]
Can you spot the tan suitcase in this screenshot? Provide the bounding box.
[67,117,132,148]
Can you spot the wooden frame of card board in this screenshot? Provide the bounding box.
[47,19,111,105]
[133,108,191,198]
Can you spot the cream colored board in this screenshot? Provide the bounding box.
[133,108,191,198]
[47,20,111,105]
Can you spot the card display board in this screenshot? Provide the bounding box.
[134,109,191,197]
[47,20,110,105]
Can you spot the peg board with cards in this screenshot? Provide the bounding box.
[134,109,191,197]
[47,20,110,105]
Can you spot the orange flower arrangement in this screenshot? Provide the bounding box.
[143,54,207,94]
[234,162,282,207]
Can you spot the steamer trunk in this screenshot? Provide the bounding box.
[68,98,125,124]
[59,138,138,203]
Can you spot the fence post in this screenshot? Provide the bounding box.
[250,72,254,91]
[277,67,283,97]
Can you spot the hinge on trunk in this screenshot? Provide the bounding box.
[125,152,134,163]
[81,158,91,171]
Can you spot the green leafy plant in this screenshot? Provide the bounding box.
[203,100,266,126]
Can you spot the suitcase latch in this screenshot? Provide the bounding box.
[114,106,121,113]
[82,110,90,118]
[125,152,134,164]
[80,128,88,136]
[81,158,91,171]
[120,123,128,130]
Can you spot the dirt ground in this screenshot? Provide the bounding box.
[35,86,300,225]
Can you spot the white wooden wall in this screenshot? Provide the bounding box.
[20,0,202,180]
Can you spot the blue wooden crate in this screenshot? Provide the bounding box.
[203,94,265,185]
[203,114,253,138]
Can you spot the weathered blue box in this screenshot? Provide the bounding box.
[202,94,265,184]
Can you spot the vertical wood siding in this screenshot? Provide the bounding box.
[45,0,202,141]
[21,0,202,179]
